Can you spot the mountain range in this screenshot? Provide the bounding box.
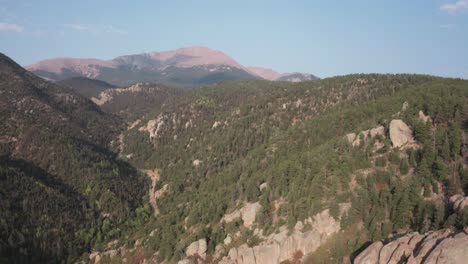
[25,46,318,88]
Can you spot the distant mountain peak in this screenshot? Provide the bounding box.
[25,47,318,87]
[245,66,282,81]
[143,46,244,68]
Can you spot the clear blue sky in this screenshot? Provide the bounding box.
[1,0,467,78]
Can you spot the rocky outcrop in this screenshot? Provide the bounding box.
[389,120,414,148]
[224,235,233,245]
[353,241,383,264]
[139,114,166,139]
[402,101,409,112]
[89,244,125,263]
[422,232,468,264]
[91,82,147,105]
[449,195,468,214]
[346,126,385,147]
[222,202,262,228]
[212,121,222,128]
[241,203,262,228]
[346,133,357,144]
[143,169,160,216]
[192,159,202,167]
[418,110,432,123]
[178,259,196,264]
[354,228,468,264]
[185,238,208,258]
[219,206,347,264]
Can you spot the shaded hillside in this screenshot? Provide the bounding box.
[57,77,117,98]
[103,74,468,263]
[0,53,148,263]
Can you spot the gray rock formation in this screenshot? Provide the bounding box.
[259,182,268,191]
[449,194,468,214]
[354,228,468,264]
[353,241,383,264]
[418,110,432,123]
[185,238,207,258]
[402,101,409,112]
[219,207,346,264]
[345,126,385,147]
[222,202,262,228]
[389,120,414,148]
[423,234,468,264]
[224,235,232,245]
[177,259,196,264]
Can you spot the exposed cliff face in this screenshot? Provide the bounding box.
[179,205,349,264]
[219,207,346,264]
[389,119,414,148]
[221,202,262,228]
[354,228,468,264]
[346,125,385,147]
[449,195,468,214]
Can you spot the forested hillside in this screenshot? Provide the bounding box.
[2,50,467,263]
[100,74,468,263]
[91,82,183,122]
[0,53,148,263]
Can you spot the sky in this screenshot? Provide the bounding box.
[0,0,467,79]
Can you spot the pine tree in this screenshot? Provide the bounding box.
[432,157,448,181]
[441,137,451,162]
[394,188,410,229]
[449,125,461,160]
[418,158,432,180]
[399,158,409,175]
[413,121,431,147]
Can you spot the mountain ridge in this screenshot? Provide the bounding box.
[25,46,318,87]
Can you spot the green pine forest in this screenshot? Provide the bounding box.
[117,75,468,262]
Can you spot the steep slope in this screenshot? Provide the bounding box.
[99,74,467,263]
[0,53,148,263]
[57,76,117,98]
[26,47,317,87]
